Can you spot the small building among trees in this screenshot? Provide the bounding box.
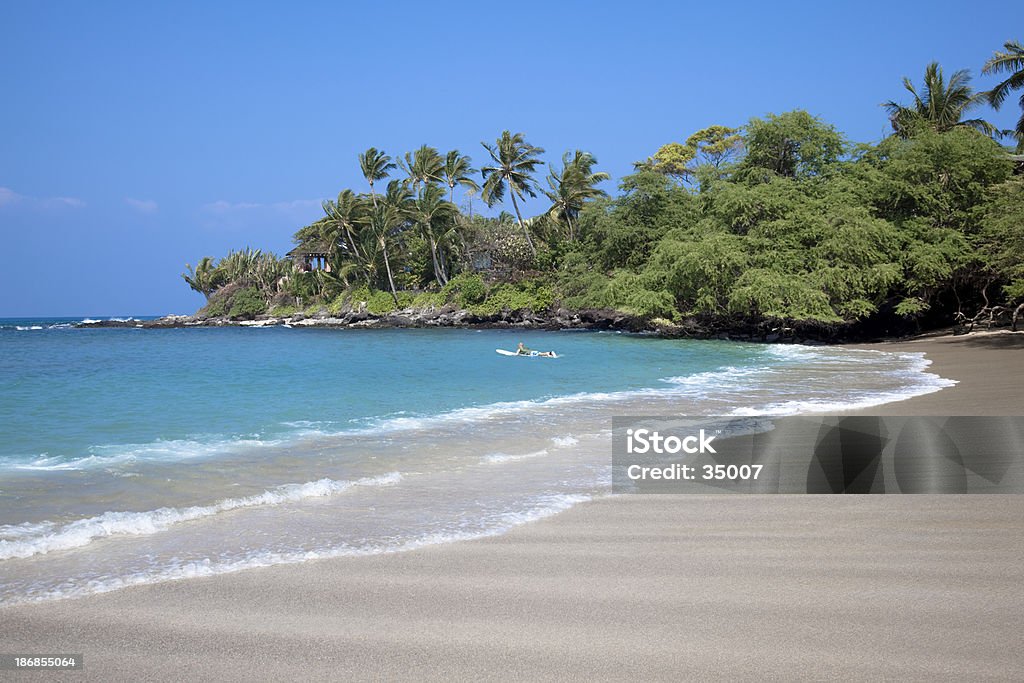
[286,243,332,272]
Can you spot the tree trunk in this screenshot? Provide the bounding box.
[344,225,363,262]
[429,236,447,286]
[509,190,537,256]
[438,245,449,283]
[565,212,576,242]
[380,238,400,307]
[1014,302,1024,332]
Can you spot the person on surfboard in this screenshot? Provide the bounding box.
[516,342,556,357]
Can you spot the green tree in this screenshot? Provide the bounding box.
[411,184,459,285]
[977,178,1024,328]
[638,126,743,184]
[361,180,412,306]
[358,147,397,207]
[441,150,480,205]
[870,127,1012,234]
[686,125,744,169]
[399,145,443,191]
[883,62,998,138]
[321,190,367,261]
[982,40,1024,148]
[544,150,609,241]
[481,131,546,256]
[739,110,846,179]
[641,141,695,180]
[182,256,219,299]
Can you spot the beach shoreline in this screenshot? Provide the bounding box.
[2,331,1023,681]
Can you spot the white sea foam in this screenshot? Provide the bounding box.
[0,492,592,606]
[358,367,760,435]
[0,472,402,561]
[729,353,956,416]
[483,449,550,464]
[13,436,288,471]
[660,365,771,385]
[551,435,579,447]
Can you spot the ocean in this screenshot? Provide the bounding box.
[0,318,955,605]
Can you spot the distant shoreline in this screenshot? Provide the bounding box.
[70,308,1024,345]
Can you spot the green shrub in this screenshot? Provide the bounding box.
[623,288,679,320]
[411,291,445,308]
[367,290,398,314]
[347,285,372,309]
[442,273,487,307]
[327,294,347,315]
[471,281,554,316]
[228,287,267,319]
[269,304,297,317]
[200,296,228,318]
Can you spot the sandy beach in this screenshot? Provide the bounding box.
[3,331,1023,681]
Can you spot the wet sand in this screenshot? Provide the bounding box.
[3,331,1023,681]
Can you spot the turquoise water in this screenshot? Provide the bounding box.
[0,322,761,468]
[0,318,954,604]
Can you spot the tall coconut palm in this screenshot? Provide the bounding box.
[412,184,459,285]
[362,180,413,305]
[321,189,367,264]
[182,256,218,299]
[982,40,1024,147]
[480,131,545,256]
[883,62,997,138]
[544,150,609,242]
[399,145,443,191]
[441,150,480,205]
[358,147,396,207]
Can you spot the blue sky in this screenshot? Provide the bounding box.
[1,1,1022,316]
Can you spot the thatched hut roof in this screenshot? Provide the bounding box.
[286,241,331,258]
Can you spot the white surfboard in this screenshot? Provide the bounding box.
[496,349,558,358]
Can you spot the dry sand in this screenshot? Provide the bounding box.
[3,331,1023,681]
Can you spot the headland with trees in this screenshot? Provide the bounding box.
[176,42,1024,341]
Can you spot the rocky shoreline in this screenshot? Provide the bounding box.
[74,305,862,343]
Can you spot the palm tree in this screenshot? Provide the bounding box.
[362,180,413,306]
[399,145,443,191]
[321,190,367,263]
[883,62,997,138]
[182,256,218,299]
[480,131,545,256]
[219,247,263,284]
[358,147,396,207]
[544,150,609,242]
[441,150,480,205]
[412,184,459,285]
[982,40,1024,147]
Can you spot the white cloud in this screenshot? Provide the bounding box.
[125,197,159,213]
[203,198,321,213]
[0,186,85,209]
[200,198,322,229]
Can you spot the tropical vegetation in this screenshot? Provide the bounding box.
[184,41,1024,336]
